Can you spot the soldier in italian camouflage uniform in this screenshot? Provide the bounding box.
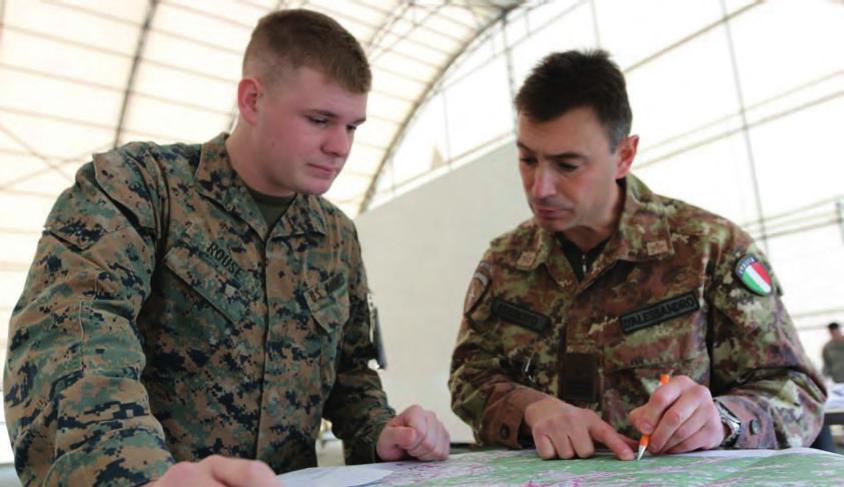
[822,322,844,383]
[5,10,448,487]
[449,50,825,461]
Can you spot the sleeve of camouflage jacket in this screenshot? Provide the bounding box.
[449,255,547,448]
[321,229,395,464]
[707,235,827,448]
[3,149,174,486]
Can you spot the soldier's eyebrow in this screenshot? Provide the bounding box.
[517,141,587,162]
[309,109,366,126]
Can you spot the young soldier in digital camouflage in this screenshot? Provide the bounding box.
[449,50,826,461]
[4,9,449,487]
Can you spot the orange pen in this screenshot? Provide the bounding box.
[636,373,671,461]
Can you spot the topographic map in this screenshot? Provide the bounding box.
[370,448,844,487]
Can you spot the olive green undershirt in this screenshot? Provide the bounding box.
[245,186,296,228]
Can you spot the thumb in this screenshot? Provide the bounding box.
[377,426,419,461]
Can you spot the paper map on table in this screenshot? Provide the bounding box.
[280,447,844,487]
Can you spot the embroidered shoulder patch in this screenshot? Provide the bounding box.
[734,255,772,296]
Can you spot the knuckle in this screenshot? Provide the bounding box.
[165,462,199,480]
[663,409,683,426]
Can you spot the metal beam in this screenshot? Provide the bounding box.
[358,2,525,214]
[113,0,159,149]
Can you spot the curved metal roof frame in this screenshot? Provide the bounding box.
[0,0,526,225]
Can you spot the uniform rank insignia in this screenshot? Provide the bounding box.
[491,298,549,332]
[735,254,772,296]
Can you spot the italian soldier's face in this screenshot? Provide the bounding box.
[516,106,633,234]
[251,66,367,196]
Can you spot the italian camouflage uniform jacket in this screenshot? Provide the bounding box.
[822,339,844,383]
[450,174,826,450]
[4,133,395,486]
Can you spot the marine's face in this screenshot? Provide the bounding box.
[251,66,367,195]
[516,106,634,234]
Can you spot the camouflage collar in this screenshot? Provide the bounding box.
[195,133,326,239]
[271,193,327,238]
[522,174,674,272]
[610,174,675,262]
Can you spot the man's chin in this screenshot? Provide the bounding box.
[533,215,574,233]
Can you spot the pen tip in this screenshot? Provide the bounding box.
[636,445,645,462]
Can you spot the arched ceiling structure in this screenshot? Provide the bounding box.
[0,0,524,228]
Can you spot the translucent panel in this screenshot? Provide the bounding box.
[389,93,449,186]
[769,224,844,320]
[442,37,497,89]
[324,172,370,203]
[355,118,398,147]
[4,164,79,196]
[1,30,133,88]
[6,0,146,56]
[52,0,150,24]
[372,51,438,83]
[370,69,427,105]
[370,32,450,65]
[443,57,512,159]
[399,24,460,54]
[0,193,57,233]
[593,0,722,68]
[728,1,844,109]
[123,99,230,144]
[748,97,844,216]
[366,94,414,124]
[0,233,41,270]
[141,31,242,85]
[509,2,596,87]
[345,145,386,176]
[625,26,738,153]
[635,132,758,225]
[0,117,115,160]
[1,71,124,127]
[419,13,474,38]
[133,63,237,114]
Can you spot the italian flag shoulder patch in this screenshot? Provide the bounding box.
[734,254,772,296]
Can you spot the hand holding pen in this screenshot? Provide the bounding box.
[628,374,726,457]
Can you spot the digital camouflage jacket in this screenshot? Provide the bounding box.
[5,134,394,486]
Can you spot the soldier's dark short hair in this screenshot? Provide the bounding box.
[515,49,632,151]
[830,322,840,331]
[244,9,371,93]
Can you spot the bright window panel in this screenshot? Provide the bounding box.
[509,2,596,89]
[728,1,844,110]
[749,97,843,217]
[625,26,738,158]
[442,57,512,160]
[389,92,449,186]
[594,0,722,68]
[635,132,759,225]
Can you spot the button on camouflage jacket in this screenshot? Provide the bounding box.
[4,134,394,486]
[450,174,826,450]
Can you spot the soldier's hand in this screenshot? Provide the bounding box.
[377,404,450,461]
[628,375,724,454]
[524,396,636,460]
[146,455,283,487]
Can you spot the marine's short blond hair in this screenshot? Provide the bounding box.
[244,9,371,93]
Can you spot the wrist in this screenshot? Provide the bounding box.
[715,400,741,448]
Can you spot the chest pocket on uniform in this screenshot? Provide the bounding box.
[163,225,250,326]
[304,273,349,391]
